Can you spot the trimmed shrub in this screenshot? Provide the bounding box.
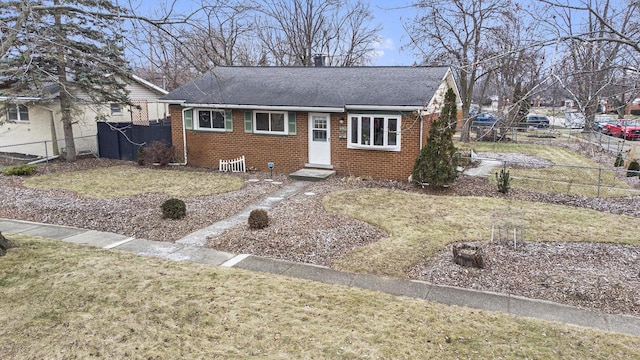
[248,209,269,230]
[614,152,624,167]
[161,198,186,219]
[496,168,511,194]
[145,141,174,166]
[4,164,36,176]
[627,159,640,177]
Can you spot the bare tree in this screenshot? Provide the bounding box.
[253,0,380,66]
[541,0,640,129]
[406,0,512,142]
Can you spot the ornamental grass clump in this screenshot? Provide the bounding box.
[161,198,186,219]
[248,209,269,230]
[614,152,624,167]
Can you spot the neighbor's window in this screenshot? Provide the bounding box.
[196,109,225,131]
[110,103,122,115]
[254,111,287,134]
[7,104,29,122]
[348,114,400,150]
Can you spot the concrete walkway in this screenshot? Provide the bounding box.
[176,181,310,246]
[464,150,503,177]
[1,217,639,337]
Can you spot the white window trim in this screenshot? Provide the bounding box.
[7,104,30,122]
[110,103,123,116]
[253,110,288,135]
[195,109,226,132]
[347,113,401,151]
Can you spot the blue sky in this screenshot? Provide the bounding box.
[368,1,417,65]
[130,0,419,66]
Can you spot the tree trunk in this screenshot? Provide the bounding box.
[54,0,76,162]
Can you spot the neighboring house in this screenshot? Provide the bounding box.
[0,75,168,158]
[161,66,460,181]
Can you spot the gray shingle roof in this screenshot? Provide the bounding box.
[162,66,450,109]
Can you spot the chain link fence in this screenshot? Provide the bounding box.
[467,154,640,198]
[0,135,97,166]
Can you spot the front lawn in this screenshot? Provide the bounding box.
[1,235,638,359]
[460,142,633,197]
[23,165,244,198]
[324,188,640,277]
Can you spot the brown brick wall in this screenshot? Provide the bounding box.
[170,107,437,181]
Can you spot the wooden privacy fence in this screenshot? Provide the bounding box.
[219,155,246,172]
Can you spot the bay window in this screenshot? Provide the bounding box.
[348,114,400,150]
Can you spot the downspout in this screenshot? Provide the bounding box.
[169,107,190,166]
[419,110,424,149]
[35,105,60,156]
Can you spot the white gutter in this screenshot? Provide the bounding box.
[177,103,345,113]
[0,96,43,102]
[169,107,191,166]
[161,101,426,113]
[345,105,424,112]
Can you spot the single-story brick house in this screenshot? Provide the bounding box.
[161,66,460,181]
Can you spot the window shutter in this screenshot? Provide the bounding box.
[288,112,296,135]
[184,109,193,130]
[244,110,253,133]
[224,109,233,132]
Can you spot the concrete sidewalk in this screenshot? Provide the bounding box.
[177,181,310,247]
[2,217,639,337]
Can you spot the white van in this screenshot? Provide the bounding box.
[564,111,585,129]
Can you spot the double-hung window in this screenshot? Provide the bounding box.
[348,114,400,151]
[110,103,123,115]
[7,104,29,122]
[197,109,225,131]
[254,111,287,135]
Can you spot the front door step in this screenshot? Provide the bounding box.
[289,168,336,181]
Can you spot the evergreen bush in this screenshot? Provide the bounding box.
[3,164,36,176]
[412,88,459,187]
[248,209,269,230]
[496,167,511,194]
[161,198,186,219]
[614,152,624,167]
[627,159,640,177]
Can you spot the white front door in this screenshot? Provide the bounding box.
[308,113,331,166]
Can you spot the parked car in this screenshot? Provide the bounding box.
[620,120,640,140]
[594,116,616,132]
[526,114,550,128]
[564,111,585,129]
[603,119,640,139]
[472,112,499,127]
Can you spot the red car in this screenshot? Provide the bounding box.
[604,119,640,139]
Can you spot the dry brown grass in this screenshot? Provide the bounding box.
[22,165,244,198]
[461,142,634,197]
[324,189,640,277]
[1,234,639,359]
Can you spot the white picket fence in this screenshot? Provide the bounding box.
[219,155,246,172]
